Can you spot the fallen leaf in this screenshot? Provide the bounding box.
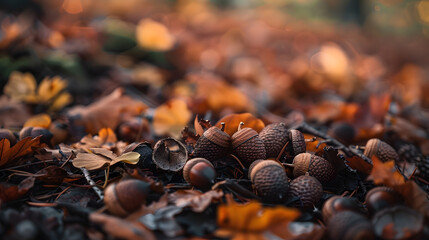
[0,137,43,168]
[23,113,52,128]
[3,71,37,102]
[72,148,140,170]
[215,113,265,136]
[136,18,175,51]
[194,115,204,136]
[367,156,405,186]
[168,189,223,212]
[0,177,35,205]
[392,181,429,218]
[67,88,147,134]
[216,195,300,240]
[345,155,373,174]
[35,166,68,185]
[98,128,118,144]
[153,99,191,139]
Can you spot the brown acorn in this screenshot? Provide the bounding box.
[322,196,365,223]
[0,129,17,145]
[19,126,53,144]
[365,186,403,216]
[231,122,266,167]
[363,138,399,163]
[193,124,231,162]
[183,158,216,191]
[290,153,336,184]
[287,129,306,159]
[328,122,356,145]
[104,179,150,216]
[288,175,323,209]
[259,123,289,159]
[49,121,69,145]
[249,160,288,203]
[327,211,375,240]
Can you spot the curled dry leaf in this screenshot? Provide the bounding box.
[153,99,191,139]
[136,18,175,51]
[0,137,43,168]
[67,88,147,134]
[216,195,300,240]
[215,113,265,136]
[168,189,223,213]
[152,138,188,171]
[72,148,140,170]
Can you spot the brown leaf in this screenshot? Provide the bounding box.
[0,137,43,168]
[194,115,204,136]
[215,113,265,136]
[35,166,68,185]
[181,127,199,146]
[0,177,35,204]
[72,148,140,170]
[168,189,223,212]
[67,88,147,134]
[345,155,373,174]
[367,156,405,186]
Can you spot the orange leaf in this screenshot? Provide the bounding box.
[136,18,175,51]
[153,99,191,138]
[23,113,52,128]
[216,195,300,239]
[345,155,373,174]
[98,128,117,144]
[367,156,405,186]
[194,115,204,136]
[303,134,326,154]
[0,137,43,168]
[215,113,265,136]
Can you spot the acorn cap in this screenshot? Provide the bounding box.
[232,128,259,149]
[250,160,288,203]
[288,175,323,209]
[292,153,336,184]
[204,127,231,148]
[292,153,312,177]
[328,211,375,240]
[289,129,306,155]
[364,138,399,162]
[259,123,289,158]
[152,138,188,171]
[183,158,214,184]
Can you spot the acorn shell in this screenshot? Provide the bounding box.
[231,128,266,167]
[289,129,306,156]
[292,153,336,184]
[259,123,289,159]
[328,211,375,240]
[288,175,323,209]
[364,138,399,163]
[249,160,288,203]
[152,138,188,171]
[104,179,150,216]
[193,127,231,162]
[183,158,215,190]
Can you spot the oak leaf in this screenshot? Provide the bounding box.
[216,195,300,240]
[0,137,43,168]
[215,113,265,136]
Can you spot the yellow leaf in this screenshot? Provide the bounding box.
[98,128,117,144]
[136,19,175,51]
[37,76,68,103]
[49,92,72,111]
[3,71,37,101]
[23,114,52,128]
[153,99,191,138]
[110,152,140,165]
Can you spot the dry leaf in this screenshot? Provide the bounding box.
[215,113,265,136]
[98,128,118,144]
[72,148,140,170]
[0,137,43,168]
[153,99,191,139]
[194,115,204,136]
[3,71,37,101]
[345,155,373,174]
[0,177,35,204]
[392,181,429,218]
[168,189,223,212]
[136,18,175,51]
[216,195,300,240]
[23,113,52,128]
[67,88,147,134]
[367,156,405,186]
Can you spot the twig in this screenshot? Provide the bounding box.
[80,168,104,200]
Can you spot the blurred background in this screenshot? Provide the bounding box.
[1,0,429,143]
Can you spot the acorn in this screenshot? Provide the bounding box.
[288,153,335,184]
[248,160,288,203]
[322,196,365,223]
[363,138,399,163]
[288,175,323,209]
[19,126,53,144]
[328,122,356,145]
[193,123,231,162]
[372,206,424,240]
[104,179,150,216]
[231,122,266,167]
[259,123,289,159]
[0,129,17,145]
[183,158,216,191]
[327,211,375,240]
[365,186,403,216]
[286,129,306,160]
[152,138,188,172]
[49,121,69,145]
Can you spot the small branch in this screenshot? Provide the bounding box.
[80,168,104,201]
